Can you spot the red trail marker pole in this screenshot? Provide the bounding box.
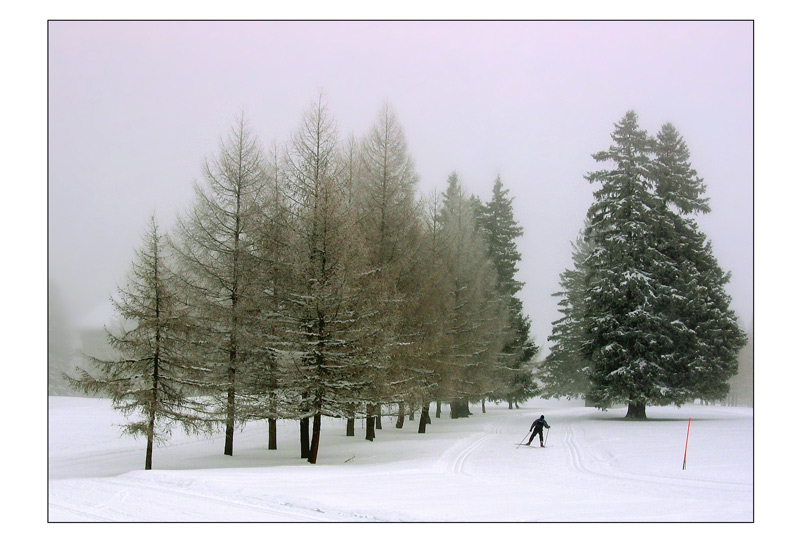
[682,418,692,470]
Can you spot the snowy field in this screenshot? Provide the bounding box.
[46,396,753,524]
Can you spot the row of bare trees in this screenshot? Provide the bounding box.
[69,96,536,468]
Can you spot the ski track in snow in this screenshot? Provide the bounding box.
[440,423,504,475]
[561,417,750,493]
[49,398,752,522]
[50,476,377,522]
[102,477,330,522]
[49,502,116,522]
[449,433,493,475]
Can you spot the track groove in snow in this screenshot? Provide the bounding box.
[450,433,493,475]
[561,417,750,493]
[49,398,752,521]
[101,478,334,522]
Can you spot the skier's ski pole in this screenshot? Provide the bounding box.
[516,432,529,449]
[544,428,550,447]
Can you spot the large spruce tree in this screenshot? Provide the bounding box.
[650,122,745,404]
[552,111,746,418]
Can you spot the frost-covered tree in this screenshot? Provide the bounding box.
[473,176,538,407]
[68,216,208,470]
[279,95,387,462]
[652,123,710,215]
[355,102,428,436]
[438,173,508,418]
[411,189,452,431]
[582,111,676,418]
[578,112,745,418]
[170,113,267,455]
[241,140,294,450]
[650,122,745,405]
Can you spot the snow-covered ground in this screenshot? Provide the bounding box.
[48,396,752,523]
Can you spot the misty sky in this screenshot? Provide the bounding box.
[48,20,753,353]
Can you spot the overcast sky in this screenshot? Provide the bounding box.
[48,20,753,353]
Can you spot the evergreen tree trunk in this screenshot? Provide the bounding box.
[435,400,441,418]
[268,418,277,450]
[408,408,415,421]
[300,417,310,458]
[366,404,376,441]
[418,404,432,433]
[146,350,158,470]
[450,399,472,418]
[268,393,277,450]
[481,398,486,413]
[145,429,154,471]
[508,398,513,410]
[224,369,235,456]
[376,405,382,429]
[395,402,405,429]
[625,400,647,420]
[308,412,322,464]
[346,416,355,437]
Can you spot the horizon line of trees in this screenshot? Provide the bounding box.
[67,96,539,469]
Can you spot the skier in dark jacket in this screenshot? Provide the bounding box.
[525,415,550,446]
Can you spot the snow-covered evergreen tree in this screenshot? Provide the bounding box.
[240,141,294,450]
[582,111,677,418]
[170,113,268,455]
[354,102,430,436]
[68,216,209,469]
[438,173,508,418]
[650,122,746,404]
[575,112,746,418]
[279,95,388,462]
[473,176,538,407]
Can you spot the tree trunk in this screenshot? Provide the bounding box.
[481,398,486,413]
[450,399,472,418]
[224,380,235,456]
[145,430,154,471]
[376,405,382,429]
[300,417,310,458]
[346,416,355,437]
[508,399,513,410]
[395,402,405,429]
[268,418,277,450]
[308,412,322,464]
[625,400,647,420]
[366,404,376,441]
[435,400,441,418]
[418,404,432,433]
[409,408,415,421]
